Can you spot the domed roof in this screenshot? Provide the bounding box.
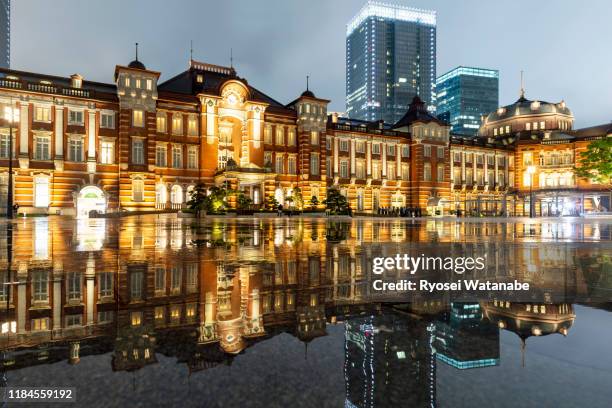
[301,89,315,98]
[484,93,572,124]
[128,59,146,70]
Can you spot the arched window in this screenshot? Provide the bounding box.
[170,185,183,204]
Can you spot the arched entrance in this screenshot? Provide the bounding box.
[274,188,284,206]
[76,186,106,218]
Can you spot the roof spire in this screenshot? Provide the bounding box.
[520,70,525,98]
[230,48,233,69]
[190,40,193,61]
[306,75,309,91]
[135,42,139,61]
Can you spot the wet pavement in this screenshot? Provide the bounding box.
[0,214,610,407]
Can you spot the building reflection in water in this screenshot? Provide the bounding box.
[0,216,610,396]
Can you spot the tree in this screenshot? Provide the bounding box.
[292,187,304,210]
[323,188,349,215]
[574,137,612,210]
[310,195,319,210]
[186,183,208,217]
[266,196,279,211]
[236,191,253,210]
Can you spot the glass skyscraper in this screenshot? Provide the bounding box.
[346,1,436,124]
[435,66,499,136]
[0,0,9,68]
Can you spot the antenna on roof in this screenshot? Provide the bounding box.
[520,70,525,98]
[135,42,139,61]
[306,75,309,91]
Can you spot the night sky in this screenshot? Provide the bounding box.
[11,0,612,128]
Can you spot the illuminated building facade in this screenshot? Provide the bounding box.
[436,66,499,136]
[346,1,437,123]
[0,52,608,218]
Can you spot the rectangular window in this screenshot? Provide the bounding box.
[476,154,484,165]
[264,126,272,144]
[423,145,431,157]
[476,169,484,185]
[68,138,84,162]
[453,167,462,184]
[423,163,432,181]
[132,178,144,202]
[372,143,380,154]
[132,110,144,127]
[186,264,197,294]
[288,129,296,146]
[402,145,410,158]
[372,162,380,179]
[387,144,395,156]
[0,134,15,158]
[171,266,181,294]
[387,163,395,180]
[146,79,153,90]
[487,155,495,166]
[187,115,198,136]
[67,272,82,301]
[340,140,349,151]
[156,144,167,167]
[275,155,284,173]
[275,127,284,145]
[32,271,48,302]
[172,145,182,168]
[453,152,461,162]
[99,272,113,297]
[540,121,545,130]
[401,164,410,181]
[34,177,50,207]
[526,122,531,131]
[34,106,51,122]
[466,168,473,185]
[356,141,365,153]
[310,153,319,175]
[156,113,167,133]
[465,153,473,163]
[155,266,166,294]
[340,160,348,178]
[124,77,130,87]
[172,114,183,135]
[356,161,365,179]
[100,141,114,164]
[288,156,297,174]
[437,164,445,182]
[68,110,84,125]
[101,112,115,129]
[32,318,49,331]
[264,151,272,167]
[187,146,198,169]
[523,152,533,166]
[130,271,143,300]
[437,146,444,159]
[34,135,51,160]
[135,79,141,89]
[310,131,319,145]
[132,139,144,164]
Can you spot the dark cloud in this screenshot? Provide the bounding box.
[12,0,612,127]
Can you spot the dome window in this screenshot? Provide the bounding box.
[497,107,505,115]
[70,74,83,89]
[530,101,540,110]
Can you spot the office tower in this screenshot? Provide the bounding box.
[346,1,436,124]
[436,66,499,136]
[0,0,8,68]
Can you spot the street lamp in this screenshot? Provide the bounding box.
[527,165,536,218]
[4,103,19,219]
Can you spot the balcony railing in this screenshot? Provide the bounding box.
[0,78,92,99]
[155,202,186,210]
